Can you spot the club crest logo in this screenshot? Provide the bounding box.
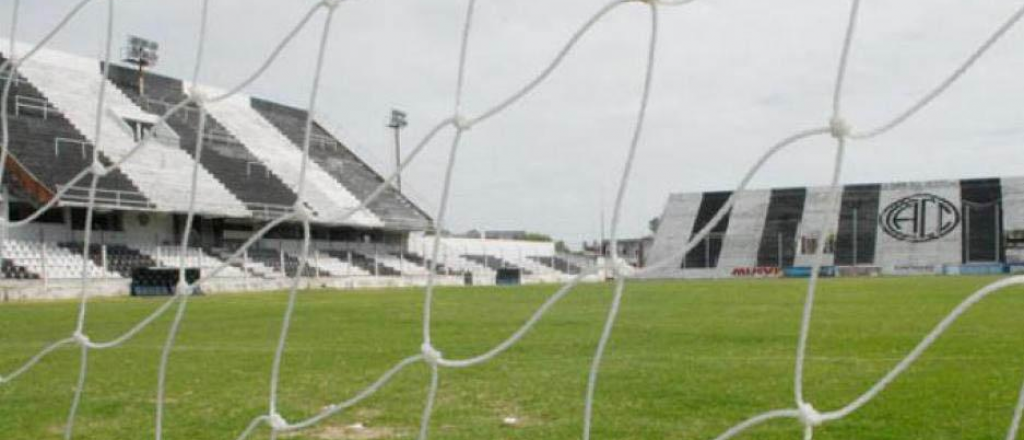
[879,193,960,243]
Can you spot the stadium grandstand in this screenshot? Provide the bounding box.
[644,177,1024,279]
[0,41,584,300]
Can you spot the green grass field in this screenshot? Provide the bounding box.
[1,277,1023,440]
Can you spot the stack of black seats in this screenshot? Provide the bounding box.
[1,260,38,279]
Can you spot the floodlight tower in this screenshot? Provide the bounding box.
[122,35,159,96]
[386,109,408,192]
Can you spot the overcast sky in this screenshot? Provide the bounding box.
[4,0,1024,246]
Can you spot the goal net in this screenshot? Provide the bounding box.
[2,1,1024,440]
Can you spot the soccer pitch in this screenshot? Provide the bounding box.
[2,277,1023,440]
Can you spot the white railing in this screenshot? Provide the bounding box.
[14,95,58,119]
[56,185,157,211]
[246,202,293,220]
[54,137,90,159]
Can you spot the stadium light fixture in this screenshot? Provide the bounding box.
[386,109,408,192]
[122,35,159,96]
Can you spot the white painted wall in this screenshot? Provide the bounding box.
[643,192,701,278]
[792,187,838,267]
[873,180,962,274]
[718,189,771,271]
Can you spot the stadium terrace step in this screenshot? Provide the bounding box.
[394,252,452,275]
[757,188,806,268]
[302,251,370,277]
[462,254,532,275]
[209,248,276,279]
[0,55,151,205]
[718,190,771,270]
[252,99,430,231]
[246,248,320,277]
[136,245,247,279]
[6,41,250,217]
[2,240,117,279]
[200,91,381,227]
[684,191,732,269]
[323,250,400,277]
[59,242,158,278]
[528,255,582,274]
[104,65,299,212]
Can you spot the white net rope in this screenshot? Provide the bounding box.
[0,0,1023,439]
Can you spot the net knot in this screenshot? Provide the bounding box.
[268,412,289,431]
[321,0,343,9]
[293,201,316,222]
[72,331,90,346]
[453,115,472,131]
[828,116,851,139]
[420,342,443,365]
[188,86,208,105]
[798,402,824,426]
[90,161,108,177]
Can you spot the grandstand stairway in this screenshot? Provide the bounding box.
[303,251,370,277]
[684,191,732,269]
[252,99,428,230]
[961,178,1004,263]
[9,43,250,216]
[246,248,320,277]
[209,248,276,279]
[201,93,379,226]
[60,242,158,278]
[400,252,455,275]
[0,55,151,207]
[137,245,247,278]
[462,254,532,275]
[106,66,298,216]
[324,250,400,277]
[757,188,805,268]
[834,184,881,266]
[528,255,581,274]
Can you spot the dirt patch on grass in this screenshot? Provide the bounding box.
[288,423,403,440]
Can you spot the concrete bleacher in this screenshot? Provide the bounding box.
[137,246,247,279]
[834,184,881,266]
[6,41,251,217]
[0,55,151,208]
[718,190,771,270]
[757,188,805,268]
[105,65,299,217]
[405,233,579,283]
[200,91,380,226]
[2,239,117,279]
[244,247,320,278]
[301,251,371,278]
[382,253,432,276]
[253,99,430,230]
[1,258,36,279]
[528,255,581,274]
[463,254,533,275]
[645,193,702,277]
[791,187,838,268]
